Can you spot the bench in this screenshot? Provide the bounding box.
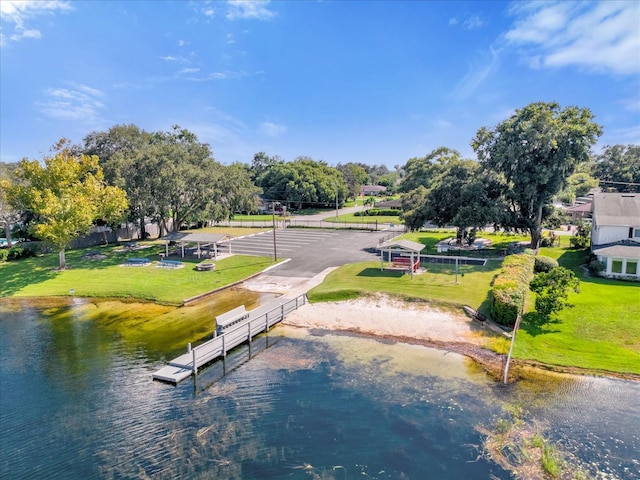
[391,257,420,272]
[157,259,184,269]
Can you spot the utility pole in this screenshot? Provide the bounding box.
[271,201,277,261]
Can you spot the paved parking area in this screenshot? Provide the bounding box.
[225,228,395,278]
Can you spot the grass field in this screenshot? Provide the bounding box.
[0,243,275,305]
[307,259,501,310]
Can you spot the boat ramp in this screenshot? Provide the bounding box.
[152,294,306,384]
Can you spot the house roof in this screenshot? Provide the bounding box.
[593,240,640,259]
[376,199,401,208]
[378,239,425,252]
[592,193,640,226]
[567,202,592,213]
[361,185,387,192]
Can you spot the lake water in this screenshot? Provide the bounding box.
[1,296,638,479]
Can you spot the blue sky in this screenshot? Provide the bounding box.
[1,0,639,167]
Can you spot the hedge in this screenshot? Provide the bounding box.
[490,252,535,327]
[353,209,400,217]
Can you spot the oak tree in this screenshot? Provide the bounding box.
[473,102,602,249]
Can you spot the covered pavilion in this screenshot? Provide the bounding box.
[161,232,234,259]
[377,239,425,278]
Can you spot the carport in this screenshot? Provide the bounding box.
[161,232,234,259]
[378,239,425,279]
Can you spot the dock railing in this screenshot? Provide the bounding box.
[188,294,307,374]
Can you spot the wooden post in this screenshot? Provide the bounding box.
[248,323,252,358]
[503,313,522,384]
[265,314,269,347]
[192,348,197,375]
[222,335,227,376]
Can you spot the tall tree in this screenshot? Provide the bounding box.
[0,162,21,246]
[5,141,128,269]
[336,162,369,200]
[593,144,640,192]
[398,147,459,193]
[473,102,602,249]
[259,157,346,210]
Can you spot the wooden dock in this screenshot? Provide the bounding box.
[152,294,307,384]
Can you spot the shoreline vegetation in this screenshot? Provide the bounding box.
[1,228,639,379]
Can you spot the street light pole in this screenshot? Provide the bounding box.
[271,201,277,261]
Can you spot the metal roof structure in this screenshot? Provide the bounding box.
[377,239,425,253]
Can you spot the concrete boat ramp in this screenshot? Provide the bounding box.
[152,294,307,384]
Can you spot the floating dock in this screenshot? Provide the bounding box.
[152,294,306,384]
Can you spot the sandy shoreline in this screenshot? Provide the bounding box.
[279,293,512,378]
[280,296,640,382]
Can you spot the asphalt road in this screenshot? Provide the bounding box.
[227,227,396,278]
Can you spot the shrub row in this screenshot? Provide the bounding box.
[490,252,535,327]
[353,209,400,217]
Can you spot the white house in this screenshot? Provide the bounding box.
[590,193,640,280]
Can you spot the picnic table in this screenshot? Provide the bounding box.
[123,258,151,266]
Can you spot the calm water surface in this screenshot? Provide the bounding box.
[1,295,638,479]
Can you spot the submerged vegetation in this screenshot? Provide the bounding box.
[479,403,591,480]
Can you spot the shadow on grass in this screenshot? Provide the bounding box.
[356,267,404,278]
[556,248,590,272]
[519,311,561,337]
[0,257,59,296]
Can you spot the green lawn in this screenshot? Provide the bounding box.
[508,247,640,374]
[0,243,275,305]
[307,259,501,310]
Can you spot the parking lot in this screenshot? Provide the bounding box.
[225,227,395,278]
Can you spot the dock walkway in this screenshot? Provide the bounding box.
[152,294,306,383]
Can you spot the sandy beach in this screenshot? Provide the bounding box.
[281,294,490,345]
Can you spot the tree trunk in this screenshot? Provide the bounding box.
[59,249,66,270]
[139,215,146,240]
[530,204,544,251]
[3,220,12,248]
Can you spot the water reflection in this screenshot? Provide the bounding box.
[1,297,638,479]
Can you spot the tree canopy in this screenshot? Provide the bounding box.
[258,157,346,210]
[593,144,640,192]
[473,102,602,249]
[5,142,128,269]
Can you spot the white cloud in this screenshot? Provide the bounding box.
[178,67,200,75]
[620,94,640,112]
[258,121,287,137]
[226,0,275,21]
[0,0,72,46]
[450,46,501,99]
[178,39,187,47]
[37,83,106,121]
[448,15,484,29]
[505,1,640,75]
[463,15,484,30]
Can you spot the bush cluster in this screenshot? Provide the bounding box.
[353,209,400,217]
[588,259,606,275]
[534,255,559,273]
[490,253,535,327]
[1,245,35,262]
